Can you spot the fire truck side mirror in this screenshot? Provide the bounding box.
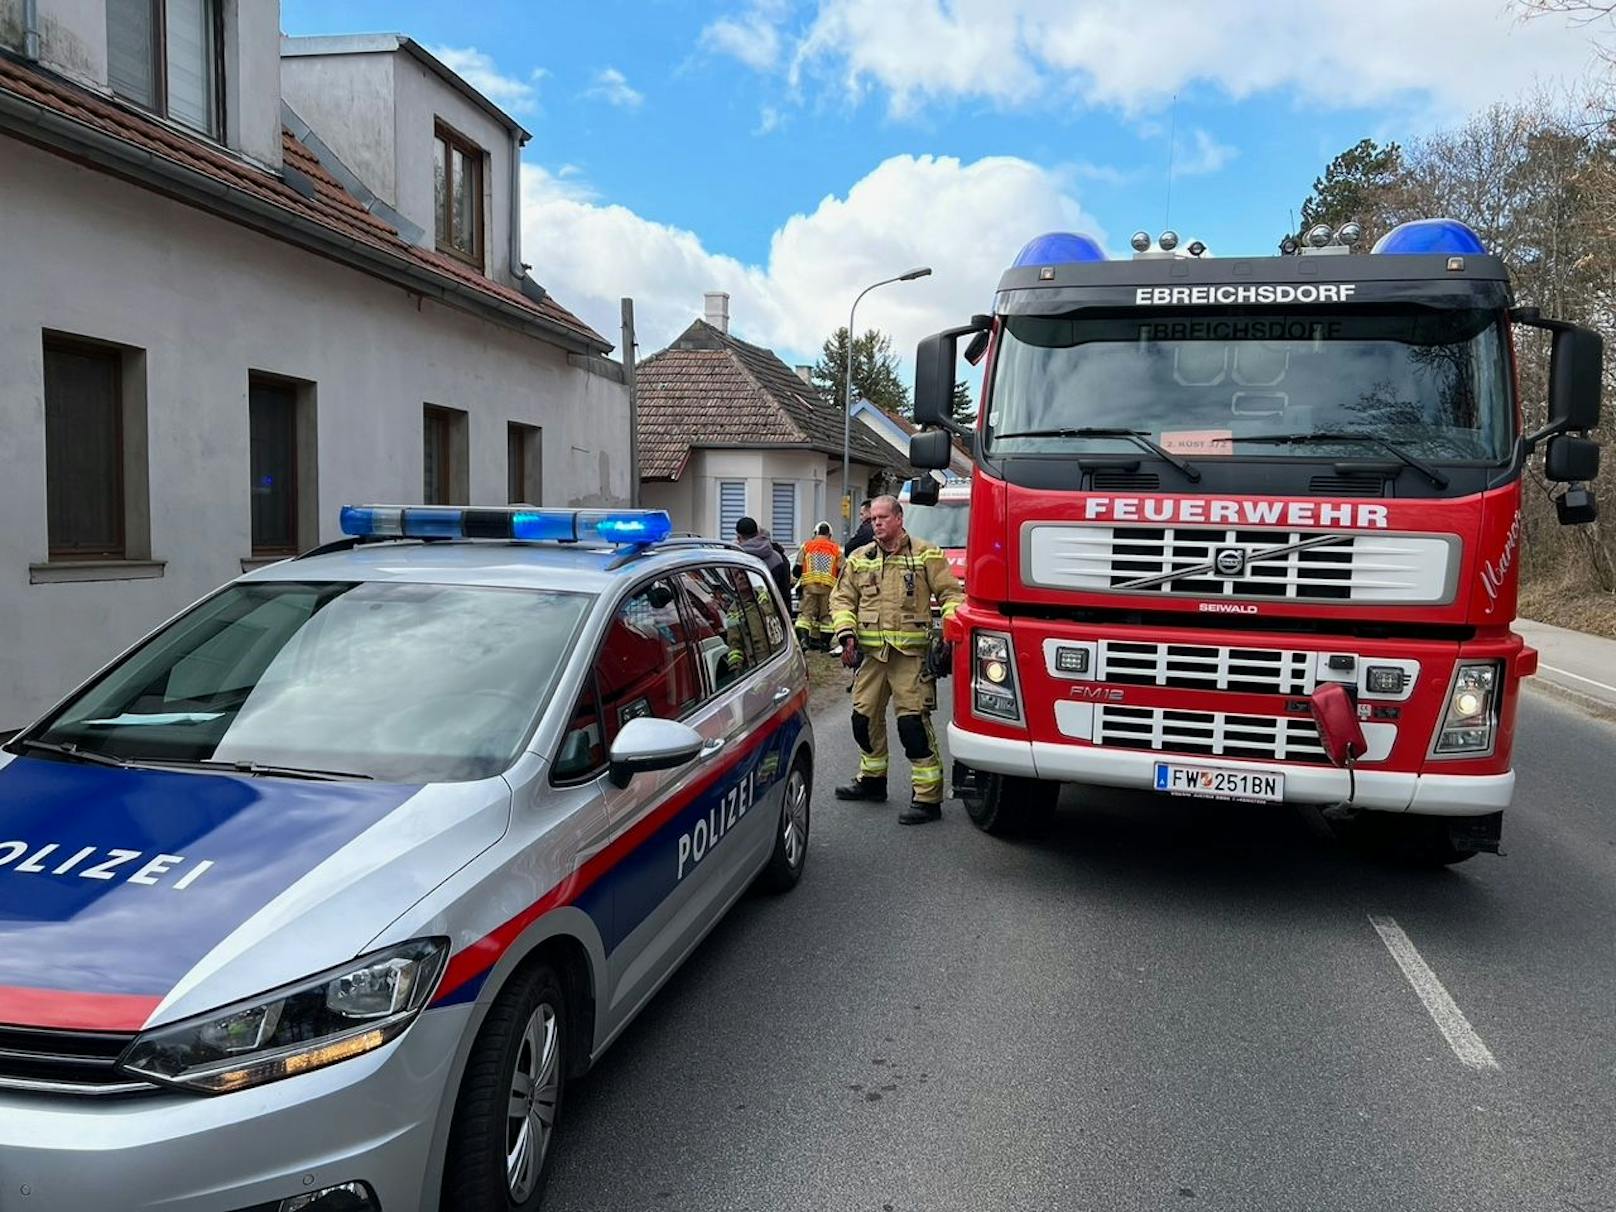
[910,429,954,471]
[907,476,941,507]
[914,332,956,427]
[1545,435,1600,483]
[1548,324,1602,433]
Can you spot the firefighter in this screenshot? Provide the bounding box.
[829,494,963,825]
[793,521,843,650]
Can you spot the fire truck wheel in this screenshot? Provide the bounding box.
[962,772,1059,836]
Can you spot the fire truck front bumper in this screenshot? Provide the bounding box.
[948,726,1514,816]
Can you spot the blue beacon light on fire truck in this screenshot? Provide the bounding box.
[338,505,674,544]
[1371,218,1487,256]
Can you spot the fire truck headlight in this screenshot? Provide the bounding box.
[1434,662,1501,755]
[119,939,448,1094]
[973,631,1022,724]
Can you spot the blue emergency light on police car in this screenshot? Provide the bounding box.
[339,504,673,544]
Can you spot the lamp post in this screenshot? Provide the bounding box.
[840,266,932,540]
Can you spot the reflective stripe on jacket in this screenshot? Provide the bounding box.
[829,534,963,657]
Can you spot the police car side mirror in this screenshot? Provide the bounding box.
[608,717,704,788]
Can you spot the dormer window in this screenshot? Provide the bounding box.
[106,0,221,138]
[433,121,484,268]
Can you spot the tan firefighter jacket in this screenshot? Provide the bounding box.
[830,533,962,660]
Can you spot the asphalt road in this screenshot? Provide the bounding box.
[542,675,1616,1212]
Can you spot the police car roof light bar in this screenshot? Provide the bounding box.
[338,505,673,545]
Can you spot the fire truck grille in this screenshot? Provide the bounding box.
[1100,640,1314,696]
[1096,706,1332,764]
[0,1025,155,1096]
[1025,525,1456,605]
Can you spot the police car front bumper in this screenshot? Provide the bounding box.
[0,1003,472,1212]
[948,725,1515,815]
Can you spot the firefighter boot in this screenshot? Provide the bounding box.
[834,777,888,802]
[898,799,942,826]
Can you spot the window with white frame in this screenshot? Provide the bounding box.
[770,482,797,547]
[717,481,746,539]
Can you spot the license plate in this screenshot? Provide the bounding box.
[1153,762,1284,802]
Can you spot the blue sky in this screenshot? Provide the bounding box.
[282,1,1605,368]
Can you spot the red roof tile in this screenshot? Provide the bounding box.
[0,54,608,351]
[637,320,908,480]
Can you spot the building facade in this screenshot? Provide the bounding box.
[637,294,907,545]
[0,1,630,727]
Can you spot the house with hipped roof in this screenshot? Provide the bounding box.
[0,2,630,727]
[636,293,911,545]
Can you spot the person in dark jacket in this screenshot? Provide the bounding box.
[843,499,874,556]
[736,516,792,603]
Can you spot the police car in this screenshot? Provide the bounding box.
[0,506,813,1212]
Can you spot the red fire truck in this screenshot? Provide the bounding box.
[907,220,1602,864]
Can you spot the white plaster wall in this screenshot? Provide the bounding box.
[0,141,628,727]
[393,52,515,280]
[639,478,695,536]
[279,51,397,203]
[31,0,107,89]
[228,0,283,167]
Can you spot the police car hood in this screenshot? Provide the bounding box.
[0,752,508,1032]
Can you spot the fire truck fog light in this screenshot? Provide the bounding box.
[1055,647,1089,675]
[1365,666,1405,695]
[1438,727,1490,752]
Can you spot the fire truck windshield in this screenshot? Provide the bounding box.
[987,306,1512,464]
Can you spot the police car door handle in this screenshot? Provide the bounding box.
[772,685,792,703]
[699,737,727,760]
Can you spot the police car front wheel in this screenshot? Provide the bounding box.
[759,754,811,892]
[442,960,569,1211]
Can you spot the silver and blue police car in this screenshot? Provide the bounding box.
[0,506,813,1212]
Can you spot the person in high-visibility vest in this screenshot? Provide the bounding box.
[829,495,962,825]
[792,521,842,650]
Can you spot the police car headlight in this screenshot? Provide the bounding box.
[119,938,448,1094]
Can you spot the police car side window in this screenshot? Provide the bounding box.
[675,567,755,697]
[554,579,699,781]
[738,569,786,657]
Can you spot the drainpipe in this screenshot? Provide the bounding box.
[23,0,40,60]
[509,130,526,284]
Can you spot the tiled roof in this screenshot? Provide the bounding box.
[637,320,909,480]
[858,402,975,476]
[0,53,608,352]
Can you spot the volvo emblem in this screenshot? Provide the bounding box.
[1214,548,1247,577]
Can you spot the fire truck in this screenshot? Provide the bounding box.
[907,219,1602,864]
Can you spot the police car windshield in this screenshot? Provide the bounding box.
[902,499,969,549]
[29,580,594,783]
[987,306,1512,464]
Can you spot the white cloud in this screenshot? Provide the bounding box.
[702,10,783,71]
[755,104,784,135]
[424,46,539,114]
[1175,128,1237,176]
[586,67,644,109]
[782,0,1601,120]
[521,153,1101,365]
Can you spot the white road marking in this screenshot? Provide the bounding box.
[1369,914,1499,1072]
[1538,662,1616,697]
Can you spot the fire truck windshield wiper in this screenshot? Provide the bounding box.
[1225,432,1449,489]
[990,427,1201,481]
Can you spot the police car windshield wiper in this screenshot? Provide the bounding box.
[1227,432,1449,489]
[990,427,1201,481]
[122,756,374,781]
[10,738,129,768]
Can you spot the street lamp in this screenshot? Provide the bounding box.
[840,266,932,540]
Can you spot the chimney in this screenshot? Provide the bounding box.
[795,365,813,385]
[703,291,730,334]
